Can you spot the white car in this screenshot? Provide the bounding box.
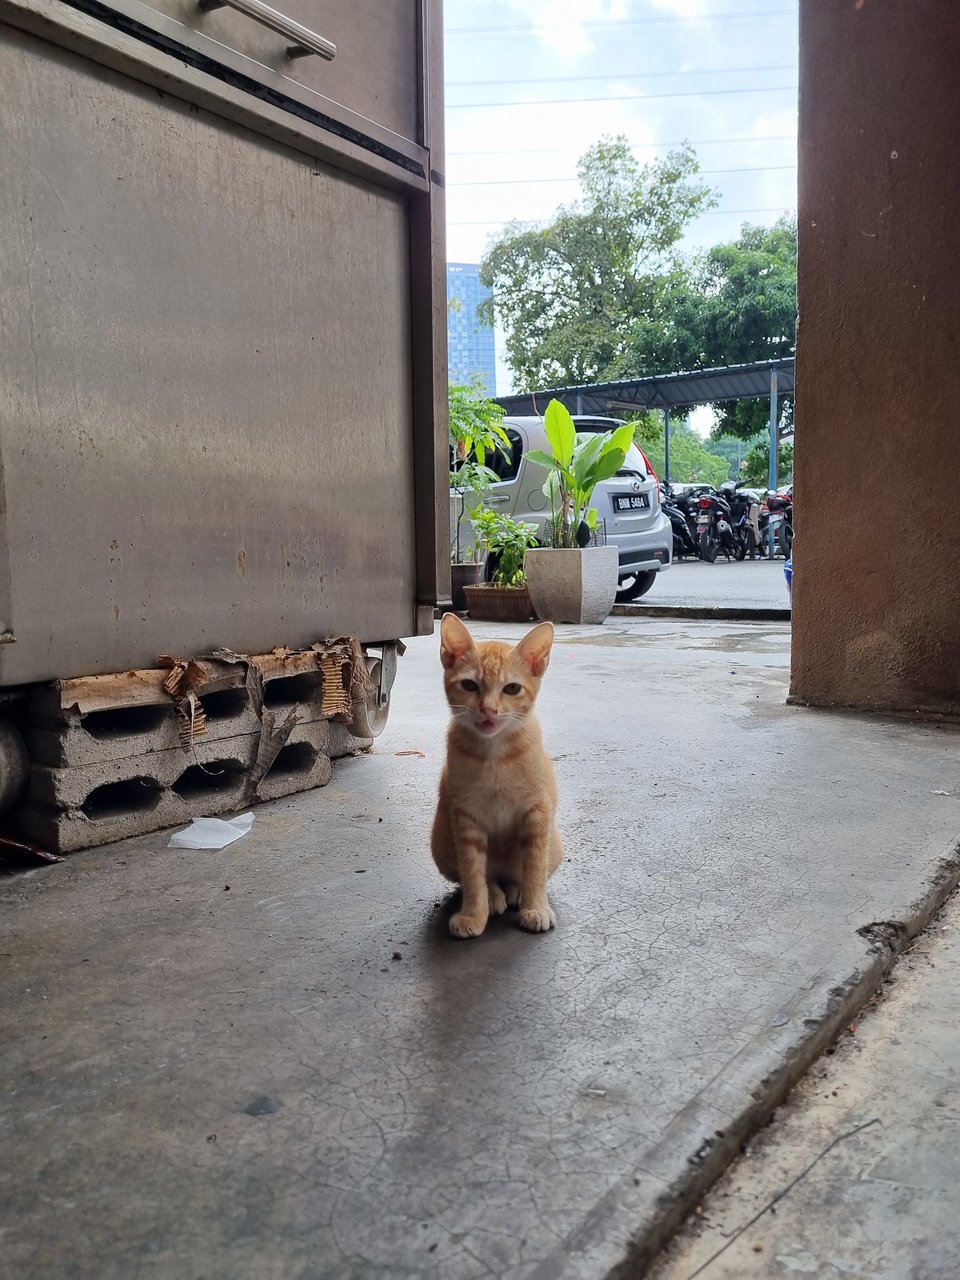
[461,414,672,601]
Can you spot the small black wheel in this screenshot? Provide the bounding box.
[699,531,718,563]
[615,570,658,602]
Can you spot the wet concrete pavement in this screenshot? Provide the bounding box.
[642,558,789,611]
[1,620,958,1279]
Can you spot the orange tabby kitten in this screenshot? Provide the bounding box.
[431,613,563,939]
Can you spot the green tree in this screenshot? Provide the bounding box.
[479,137,717,390]
[700,432,764,479]
[742,440,794,487]
[688,218,797,438]
[631,417,729,487]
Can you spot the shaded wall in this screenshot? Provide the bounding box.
[791,0,960,715]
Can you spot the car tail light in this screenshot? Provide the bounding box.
[635,446,658,485]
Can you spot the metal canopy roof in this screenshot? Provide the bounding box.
[494,357,795,418]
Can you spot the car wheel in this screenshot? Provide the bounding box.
[615,570,658,602]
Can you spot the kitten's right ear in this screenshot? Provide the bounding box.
[439,613,476,670]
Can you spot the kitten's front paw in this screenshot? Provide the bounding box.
[518,904,556,933]
[449,911,488,939]
[487,882,508,916]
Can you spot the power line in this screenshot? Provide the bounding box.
[448,85,797,109]
[448,63,794,87]
[448,164,796,188]
[448,135,795,157]
[448,207,794,227]
[446,9,795,35]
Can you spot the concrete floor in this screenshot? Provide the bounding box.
[1,619,958,1279]
[652,889,960,1280]
[645,558,789,610]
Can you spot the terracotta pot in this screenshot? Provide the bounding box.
[523,546,619,624]
[463,583,535,623]
[450,562,484,612]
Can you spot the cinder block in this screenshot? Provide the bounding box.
[18,720,346,854]
[18,794,186,855]
[25,688,262,767]
[25,669,346,769]
[328,722,373,757]
[27,719,334,810]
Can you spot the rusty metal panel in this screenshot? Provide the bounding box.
[0,24,418,684]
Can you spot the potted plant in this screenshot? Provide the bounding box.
[448,381,511,609]
[522,399,635,624]
[463,507,539,622]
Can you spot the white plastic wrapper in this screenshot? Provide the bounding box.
[168,812,255,849]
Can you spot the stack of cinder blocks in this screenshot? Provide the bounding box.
[19,645,373,853]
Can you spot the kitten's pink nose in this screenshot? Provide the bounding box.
[480,699,498,717]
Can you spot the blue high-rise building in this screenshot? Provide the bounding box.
[446,263,496,396]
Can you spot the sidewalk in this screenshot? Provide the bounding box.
[1,619,957,1279]
[635,557,790,614]
[652,889,960,1279]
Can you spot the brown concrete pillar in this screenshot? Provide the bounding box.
[791,0,960,715]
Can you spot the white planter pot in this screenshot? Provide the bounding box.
[523,546,619,624]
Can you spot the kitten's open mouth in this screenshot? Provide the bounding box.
[477,717,499,734]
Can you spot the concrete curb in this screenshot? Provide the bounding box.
[437,605,792,623]
[556,841,960,1280]
[612,604,791,621]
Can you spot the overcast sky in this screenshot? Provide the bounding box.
[443,0,798,267]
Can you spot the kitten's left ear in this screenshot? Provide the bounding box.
[439,612,477,670]
[514,621,555,677]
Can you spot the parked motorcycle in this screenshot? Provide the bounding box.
[660,485,700,559]
[696,488,738,562]
[765,486,794,558]
[672,485,712,547]
[723,482,763,560]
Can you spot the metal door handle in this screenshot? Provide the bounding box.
[486,494,510,505]
[198,0,337,61]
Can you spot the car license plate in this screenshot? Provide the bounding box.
[613,493,649,512]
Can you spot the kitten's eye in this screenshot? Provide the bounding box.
[460,679,479,693]
[503,682,522,695]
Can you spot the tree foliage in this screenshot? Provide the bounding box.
[479,137,717,390]
[742,440,794,487]
[631,417,730,488]
[690,219,797,437]
[625,217,797,438]
[480,133,797,441]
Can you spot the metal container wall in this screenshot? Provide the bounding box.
[0,0,448,685]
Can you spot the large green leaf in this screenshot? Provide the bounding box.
[608,423,636,457]
[585,448,628,488]
[524,448,562,472]
[543,399,576,469]
[570,433,607,488]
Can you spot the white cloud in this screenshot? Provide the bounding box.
[445,93,658,263]
[648,0,710,16]
[501,0,629,60]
